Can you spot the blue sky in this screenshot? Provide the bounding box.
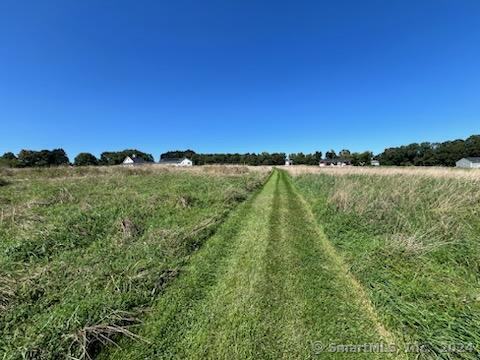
[1,0,479,159]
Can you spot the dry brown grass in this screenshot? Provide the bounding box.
[0,273,15,311]
[283,165,480,181]
[292,167,480,255]
[67,311,148,360]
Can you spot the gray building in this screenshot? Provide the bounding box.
[456,157,480,169]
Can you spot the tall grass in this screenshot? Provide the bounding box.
[0,166,268,359]
[0,164,271,180]
[285,165,480,181]
[293,172,480,359]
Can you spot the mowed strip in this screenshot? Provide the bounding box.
[102,170,398,359]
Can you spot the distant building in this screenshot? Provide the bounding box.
[285,158,293,166]
[371,160,380,166]
[122,154,145,166]
[158,158,193,167]
[456,157,480,169]
[319,158,351,167]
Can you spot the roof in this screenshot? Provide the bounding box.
[124,156,145,164]
[462,157,480,163]
[158,157,190,164]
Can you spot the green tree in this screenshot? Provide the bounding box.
[465,135,480,157]
[50,149,70,166]
[74,153,99,166]
[338,149,352,160]
[16,149,69,167]
[17,150,40,167]
[0,152,18,167]
[325,150,337,159]
[290,153,306,164]
[160,149,196,160]
[100,149,154,165]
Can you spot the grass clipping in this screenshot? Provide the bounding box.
[67,311,149,360]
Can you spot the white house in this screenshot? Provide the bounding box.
[371,160,380,166]
[285,159,293,166]
[456,157,480,169]
[122,154,145,166]
[158,158,193,167]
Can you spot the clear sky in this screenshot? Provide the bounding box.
[1,0,479,159]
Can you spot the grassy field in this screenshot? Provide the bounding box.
[100,170,398,360]
[0,166,268,359]
[290,167,480,359]
[1,165,479,359]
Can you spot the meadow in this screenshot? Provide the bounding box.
[0,166,268,359]
[1,165,479,359]
[290,166,480,358]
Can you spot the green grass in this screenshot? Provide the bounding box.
[101,170,397,359]
[0,166,267,359]
[3,166,478,359]
[293,172,480,359]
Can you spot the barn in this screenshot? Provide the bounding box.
[456,157,480,169]
[158,158,193,167]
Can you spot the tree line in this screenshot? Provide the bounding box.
[0,149,155,168]
[160,150,287,166]
[287,150,374,166]
[377,135,480,166]
[1,134,479,168]
[160,149,373,166]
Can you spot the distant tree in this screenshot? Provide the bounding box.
[74,152,99,166]
[16,149,69,167]
[338,149,352,160]
[160,149,196,160]
[17,150,34,167]
[100,149,154,165]
[313,151,322,163]
[465,135,480,157]
[290,153,306,164]
[301,151,322,165]
[270,153,287,165]
[377,135,480,167]
[0,152,18,167]
[2,152,16,160]
[161,151,285,166]
[325,150,337,159]
[50,149,70,166]
[414,143,436,166]
[351,151,373,166]
[432,140,466,166]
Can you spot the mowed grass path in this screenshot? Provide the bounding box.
[102,170,399,359]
